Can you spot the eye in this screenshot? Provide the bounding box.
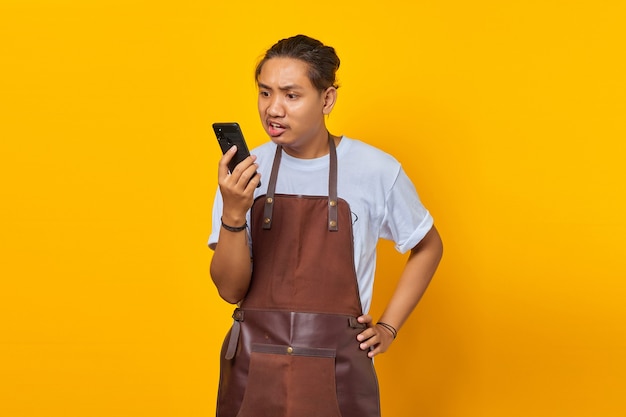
[259,91,270,97]
[287,93,299,100]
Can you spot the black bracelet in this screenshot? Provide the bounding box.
[377,321,398,339]
[221,217,247,232]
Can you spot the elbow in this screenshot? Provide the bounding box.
[217,289,244,305]
[210,266,248,304]
[213,277,247,304]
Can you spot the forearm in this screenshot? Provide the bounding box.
[379,226,443,331]
[210,220,253,304]
[357,226,443,356]
[210,146,260,304]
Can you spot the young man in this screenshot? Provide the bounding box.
[209,34,443,417]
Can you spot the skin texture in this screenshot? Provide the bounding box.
[210,57,443,357]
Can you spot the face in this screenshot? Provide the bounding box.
[257,57,336,158]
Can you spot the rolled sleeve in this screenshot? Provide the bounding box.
[381,167,434,254]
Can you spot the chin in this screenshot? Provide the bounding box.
[268,133,291,145]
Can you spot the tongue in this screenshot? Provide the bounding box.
[269,124,286,136]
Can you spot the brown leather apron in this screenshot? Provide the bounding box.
[217,137,381,417]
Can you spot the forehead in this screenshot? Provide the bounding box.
[257,57,314,89]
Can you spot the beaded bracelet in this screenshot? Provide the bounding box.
[221,217,247,232]
[377,321,398,339]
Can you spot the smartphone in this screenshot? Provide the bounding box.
[212,122,260,187]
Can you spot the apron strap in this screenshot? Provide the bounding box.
[328,136,339,231]
[224,308,245,360]
[263,133,339,232]
[262,145,282,229]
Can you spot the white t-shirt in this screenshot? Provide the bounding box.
[209,137,433,313]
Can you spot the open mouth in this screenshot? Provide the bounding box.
[268,122,286,137]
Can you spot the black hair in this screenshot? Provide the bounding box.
[255,34,340,91]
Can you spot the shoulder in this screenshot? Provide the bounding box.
[338,137,402,177]
[340,137,399,162]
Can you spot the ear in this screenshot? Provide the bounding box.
[321,87,337,115]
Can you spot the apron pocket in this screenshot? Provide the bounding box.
[236,343,343,417]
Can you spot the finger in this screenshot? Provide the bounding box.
[360,336,381,354]
[244,171,262,191]
[238,164,260,188]
[230,154,257,179]
[357,314,372,324]
[218,145,238,178]
[356,326,376,342]
[368,346,381,358]
[358,332,380,350]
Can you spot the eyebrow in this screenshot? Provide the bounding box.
[257,82,304,92]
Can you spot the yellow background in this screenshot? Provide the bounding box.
[1,1,625,416]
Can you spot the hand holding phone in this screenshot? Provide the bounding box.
[213,122,261,187]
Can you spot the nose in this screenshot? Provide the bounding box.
[267,96,285,117]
